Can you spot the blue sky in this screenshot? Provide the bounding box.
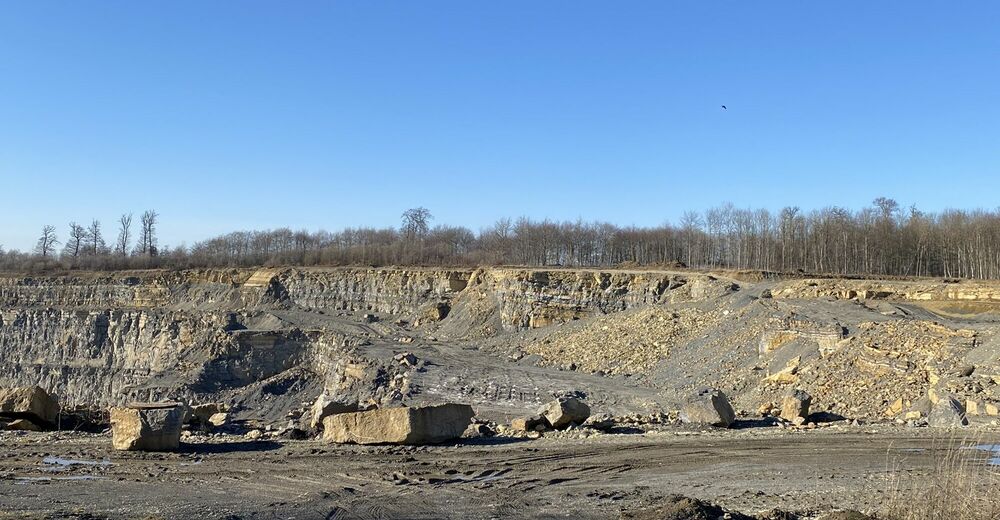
[1,2,998,251]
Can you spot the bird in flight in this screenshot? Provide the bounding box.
[721,105,727,110]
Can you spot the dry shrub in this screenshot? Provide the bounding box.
[882,435,1000,520]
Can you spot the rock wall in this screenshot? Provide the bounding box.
[770,278,1000,302]
[0,266,736,407]
[274,268,470,314]
[452,268,737,331]
[0,307,232,406]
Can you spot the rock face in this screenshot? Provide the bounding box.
[0,267,731,410]
[539,397,591,429]
[310,394,360,430]
[780,389,812,421]
[421,301,451,322]
[110,403,185,451]
[928,395,968,428]
[771,278,1000,302]
[680,389,736,428]
[453,269,737,333]
[0,386,60,428]
[322,404,475,445]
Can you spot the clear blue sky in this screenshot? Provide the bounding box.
[2,2,998,251]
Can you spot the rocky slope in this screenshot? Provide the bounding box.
[4,266,1000,428]
[482,274,1000,424]
[0,267,733,413]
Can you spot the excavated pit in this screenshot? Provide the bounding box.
[3,267,1000,426]
[4,267,1000,518]
[0,267,738,422]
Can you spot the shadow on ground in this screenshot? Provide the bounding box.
[180,440,283,454]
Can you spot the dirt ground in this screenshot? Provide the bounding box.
[1,427,996,519]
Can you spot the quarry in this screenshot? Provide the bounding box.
[2,266,1000,519]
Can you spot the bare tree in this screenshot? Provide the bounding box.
[116,213,133,257]
[482,218,513,263]
[401,207,432,240]
[35,225,59,258]
[86,219,105,256]
[136,210,159,256]
[62,222,86,258]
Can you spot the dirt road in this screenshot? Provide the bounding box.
[1,427,994,519]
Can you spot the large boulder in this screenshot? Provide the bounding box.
[0,386,60,428]
[420,301,451,322]
[110,403,185,451]
[538,397,590,429]
[780,389,812,421]
[510,415,549,432]
[323,404,474,445]
[188,403,226,426]
[680,388,736,428]
[310,393,360,430]
[929,395,968,428]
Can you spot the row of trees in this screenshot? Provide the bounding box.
[5,201,1000,279]
[2,211,161,271]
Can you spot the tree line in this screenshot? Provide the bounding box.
[5,200,1000,279]
[2,211,162,271]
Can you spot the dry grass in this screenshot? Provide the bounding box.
[882,435,1000,520]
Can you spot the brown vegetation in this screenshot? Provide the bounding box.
[8,199,1000,278]
[883,436,1000,520]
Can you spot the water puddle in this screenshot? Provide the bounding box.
[40,456,113,472]
[13,456,114,484]
[971,444,1000,465]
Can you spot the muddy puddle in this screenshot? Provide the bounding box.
[972,444,1000,465]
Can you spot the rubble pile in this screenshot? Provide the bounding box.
[763,320,993,421]
[521,306,723,375]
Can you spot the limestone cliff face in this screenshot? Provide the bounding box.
[463,269,736,329]
[274,268,470,314]
[770,278,1000,302]
[0,269,260,309]
[0,307,234,406]
[258,267,735,330]
[0,267,737,408]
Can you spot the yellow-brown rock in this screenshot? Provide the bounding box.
[110,403,185,451]
[323,404,474,445]
[780,389,812,421]
[0,386,60,427]
[884,398,904,417]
